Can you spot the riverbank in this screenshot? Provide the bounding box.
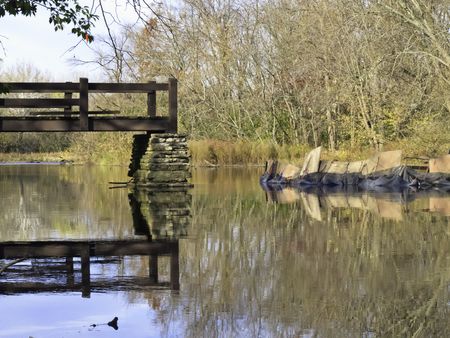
[0,138,447,167]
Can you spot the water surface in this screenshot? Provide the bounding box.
[1,165,450,337]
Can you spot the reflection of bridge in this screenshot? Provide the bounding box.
[0,239,180,297]
[0,185,192,298]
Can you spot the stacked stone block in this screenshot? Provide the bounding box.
[129,133,192,188]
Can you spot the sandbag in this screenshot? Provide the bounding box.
[300,147,322,176]
[429,155,450,173]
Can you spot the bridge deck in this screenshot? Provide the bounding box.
[0,116,169,132]
[0,78,178,132]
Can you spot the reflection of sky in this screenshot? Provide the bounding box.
[0,292,179,338]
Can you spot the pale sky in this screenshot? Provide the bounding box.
[0,1,140,81]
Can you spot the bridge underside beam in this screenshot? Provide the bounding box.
[0,116,169,132]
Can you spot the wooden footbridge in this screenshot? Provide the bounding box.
[0,78,177,132]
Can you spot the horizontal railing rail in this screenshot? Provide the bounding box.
[0,98,79,108]
[1,81,168,93]
[0,77,177,132]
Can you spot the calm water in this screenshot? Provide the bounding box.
[0,165,450,337]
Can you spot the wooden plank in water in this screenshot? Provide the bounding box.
[0,98,79,108]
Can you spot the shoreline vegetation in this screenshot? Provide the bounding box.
[1,1,449,168]
[0,136,447,167]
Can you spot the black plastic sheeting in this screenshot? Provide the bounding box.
[260,165,450,191]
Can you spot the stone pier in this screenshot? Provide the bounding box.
[128,133,192,188]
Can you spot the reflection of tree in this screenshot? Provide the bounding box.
[2,167,450,336]
[0,165,133,240]
[167,180,450,337]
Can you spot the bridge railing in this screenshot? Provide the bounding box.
[0,78,177,132]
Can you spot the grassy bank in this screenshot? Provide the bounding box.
[0,135,448,167]
[190,139,448,166]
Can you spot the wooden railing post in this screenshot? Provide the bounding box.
[147,81,157,117]
[168,78,178,132]
[79,78,89,131]
[64,81,72,116]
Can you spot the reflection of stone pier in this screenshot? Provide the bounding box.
[129,188,191,240]
[128,183,192,291]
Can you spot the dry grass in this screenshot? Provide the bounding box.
[0,151,80,163]
[1,136,448,167]
[188,139,310,166]
[189,140,398,166]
